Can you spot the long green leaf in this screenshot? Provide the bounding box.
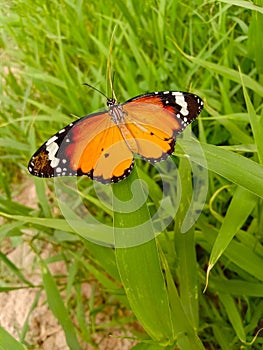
[178,139,263,198]
[0,326,27,350]
[113,167,175,345]
[113,166,205,349]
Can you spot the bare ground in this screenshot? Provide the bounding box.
[0,180,138,349]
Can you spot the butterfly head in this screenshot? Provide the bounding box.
[107,98,117,107]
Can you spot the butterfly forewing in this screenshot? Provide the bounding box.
[28,91,203,183]
[124,91,203,132]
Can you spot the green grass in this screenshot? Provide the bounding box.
[1,0,263,349]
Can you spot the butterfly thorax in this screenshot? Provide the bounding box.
[108,99,125,125]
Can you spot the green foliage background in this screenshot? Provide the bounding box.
[1,0,263,349]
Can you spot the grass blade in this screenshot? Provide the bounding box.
[0,326,27,350]
[40,258,82,350]
[113,168,175,344]
[178,139,263,198]
[207,186,257,274]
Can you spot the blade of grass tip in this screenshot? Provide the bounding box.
[206,186,257,289]
[198,219,263,282]
[112,166,175,345]
[0,326,27,350]
[240,68,263,164]
[39,258,82,350]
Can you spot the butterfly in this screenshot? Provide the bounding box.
[28,90,204,184]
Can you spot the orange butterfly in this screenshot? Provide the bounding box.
[28,90,203,184]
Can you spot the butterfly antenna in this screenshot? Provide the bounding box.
[83,83,109,100]
[111,71,116,100]
[107,25,118,101]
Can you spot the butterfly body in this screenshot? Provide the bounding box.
[28,91,203,183]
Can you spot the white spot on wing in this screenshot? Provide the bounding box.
[51,158,60,167]
[46,142,60,168]
[58,128,66,134]
[46,135,58,146]
[46,142,58,155]
[175,95,189,116]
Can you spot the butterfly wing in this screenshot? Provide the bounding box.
[28,111,134,183]
[121,91,203,162]
[28,91,203,184]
